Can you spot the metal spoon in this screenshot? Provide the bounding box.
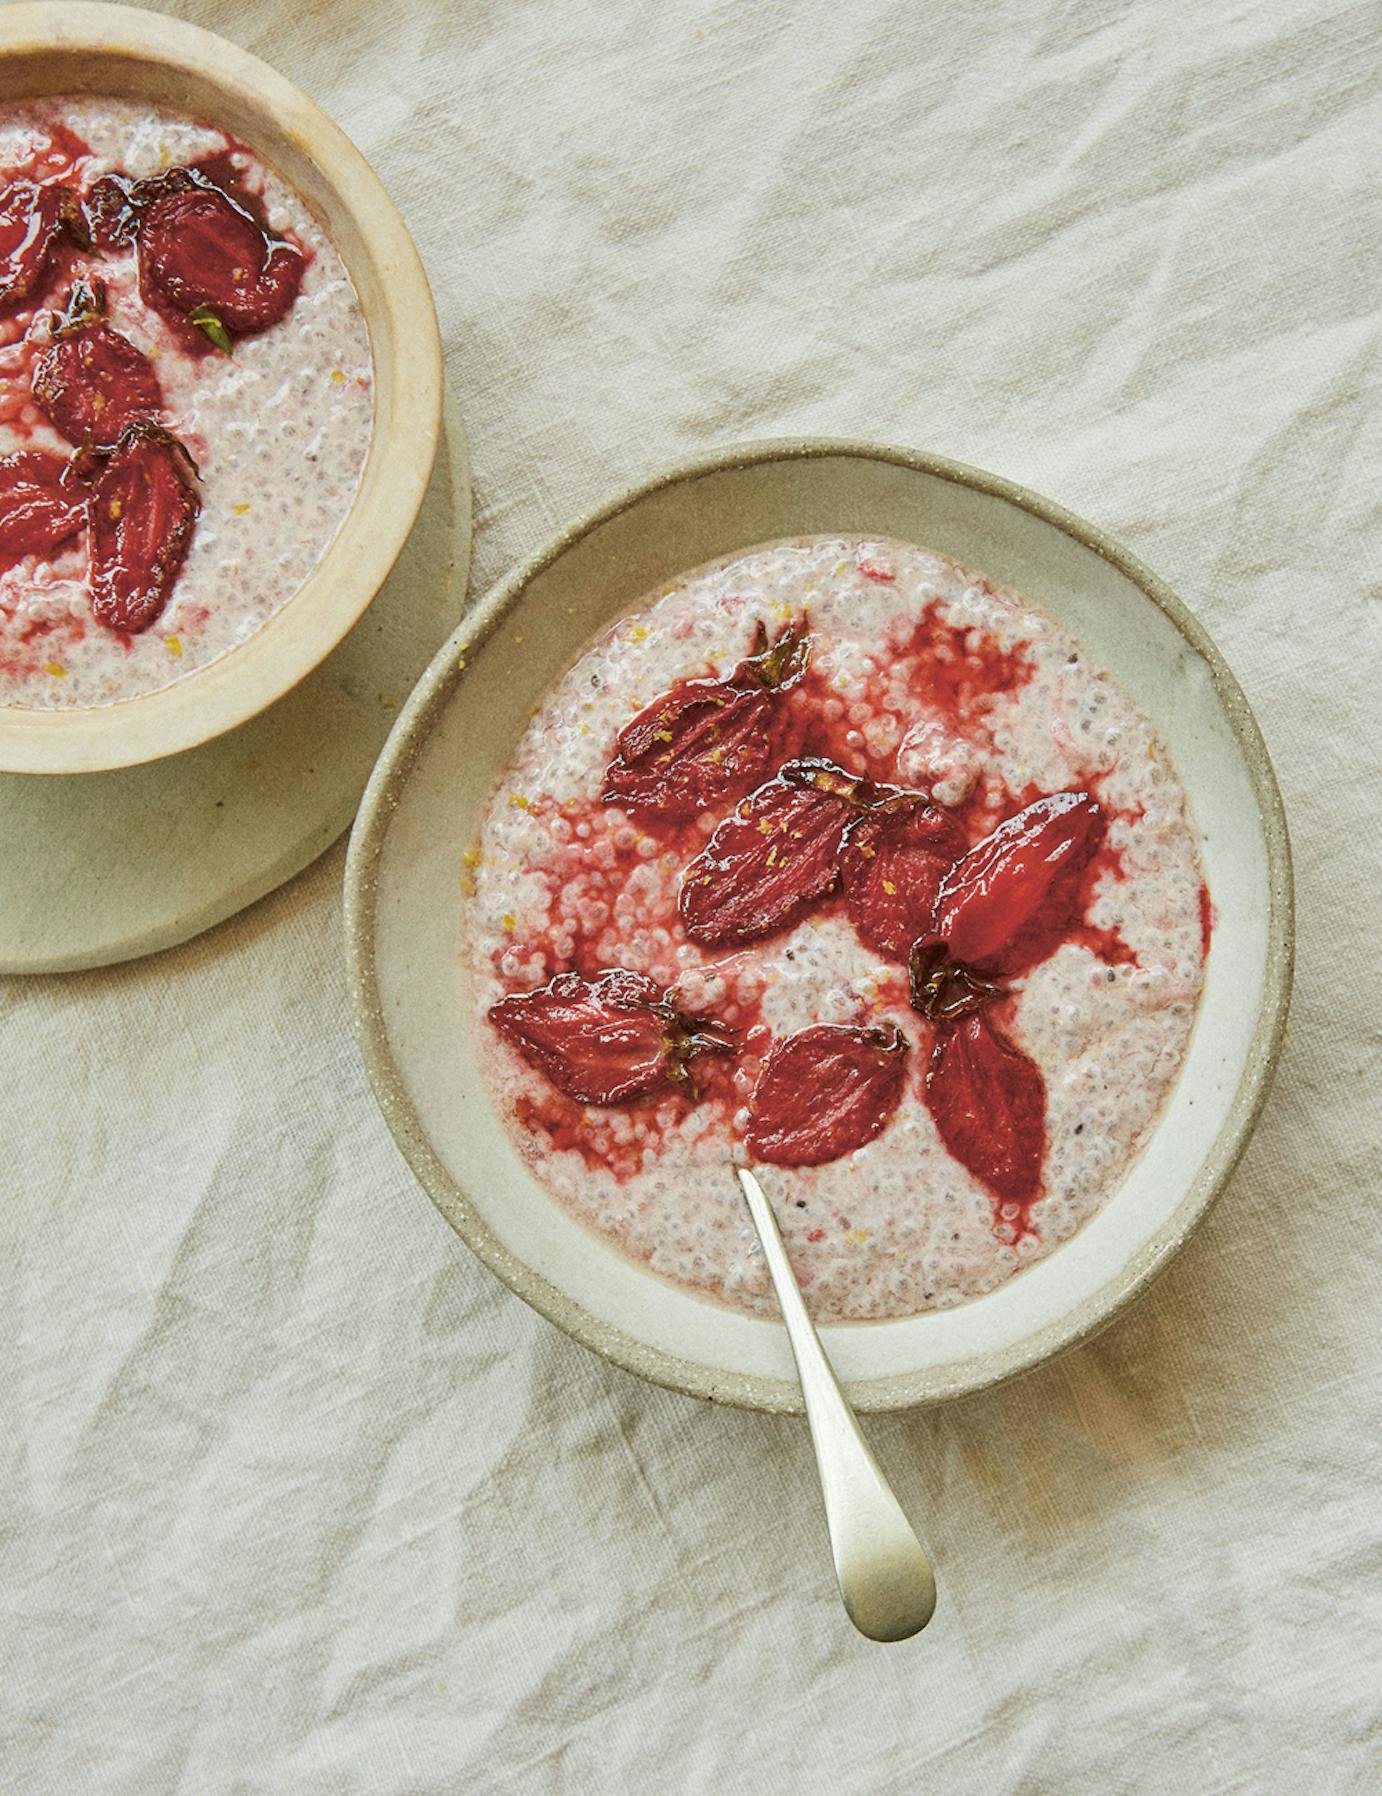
[735,1164,937,1641]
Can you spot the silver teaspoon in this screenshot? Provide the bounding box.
[735,1164,937,1641]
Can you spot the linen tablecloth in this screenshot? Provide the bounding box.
[5,1,1379,1789]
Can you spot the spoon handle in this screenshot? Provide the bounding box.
[736,1166,937,1642]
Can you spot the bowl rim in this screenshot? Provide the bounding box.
[344,436,1295,1413]
[0,0,442,774]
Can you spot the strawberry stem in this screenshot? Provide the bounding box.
[189,305,234,354]
[909,938,1005,1021]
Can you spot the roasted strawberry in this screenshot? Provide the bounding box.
[679,758,872,944]
[924,1011,1046,1209]
[31,278,163,448]
[746,1022,909,1166]
[490,967,734,1105]
[87,425,200,634]
[0,180,83,310]
[137,178,304,337]
[602,620,812,820]
[79,168,182,249]
[0,450,86,565]
[930,790,1104,975]
[839,793,968,960]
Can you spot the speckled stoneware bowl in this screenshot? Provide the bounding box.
[0,2,442,775]
[344,440,1293,1414]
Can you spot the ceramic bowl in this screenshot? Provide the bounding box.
[0,2,442,775]
[345,439,1293,1413]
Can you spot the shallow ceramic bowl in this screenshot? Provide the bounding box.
[345,440,1293,1413]
[0,2,442,774]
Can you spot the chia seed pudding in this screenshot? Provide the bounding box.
[465,537,1208,1322]
[0,98,372,708]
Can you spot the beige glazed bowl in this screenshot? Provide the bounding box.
[345,440,1294,1413]
[0,3,443,774]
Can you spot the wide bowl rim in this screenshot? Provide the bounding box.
[0,0,443,774]
[344,436,1295,1414]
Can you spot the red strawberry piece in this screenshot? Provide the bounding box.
[137,180,304,335]
[80,172,149,249]
[31,279,163,448]
[931,790,1104,974]
[87,425,201,634]
[489,967,735,1105]
[0,450,86,565]
[746,1022,909,1167]
[602,620,812,820]
[0,180,83,309]
[839,793,968,960]
[924,1011,1046,1208]
[679,757,872,944]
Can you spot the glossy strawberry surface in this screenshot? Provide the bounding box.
[137,179,304,335]
[923,1010,1046,1210]
[32,281,163,448]
[679,758,870,944]
[602,620,811,819]
[0,450,86,565]
[490,967,734,1105]
[0,180,81,309]
[87,425,201,633]
[746,1022,910,1166]
[931,790,1104,974]
[839,792,967,959]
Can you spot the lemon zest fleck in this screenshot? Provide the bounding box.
[163,635,183,657]
[44,660,66,679]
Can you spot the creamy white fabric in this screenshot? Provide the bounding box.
[4,1,1379,1790]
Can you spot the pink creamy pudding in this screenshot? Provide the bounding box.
[0,98,372,708]
[465,538,1208,1322]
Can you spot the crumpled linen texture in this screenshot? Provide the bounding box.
[3,0,1379,1790]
